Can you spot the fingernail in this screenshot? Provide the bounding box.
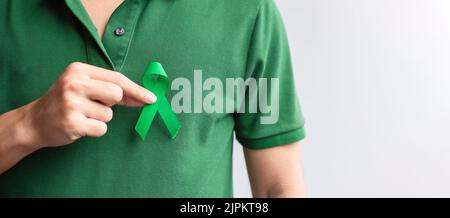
[145,92,157,103]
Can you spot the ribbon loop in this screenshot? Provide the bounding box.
[135,62,181,140]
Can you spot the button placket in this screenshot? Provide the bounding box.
[102,0,143,71]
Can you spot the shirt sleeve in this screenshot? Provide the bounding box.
[234,0,306,149]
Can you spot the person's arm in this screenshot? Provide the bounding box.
[0,62,156,174]
[0,105,38,174]
[244,141,306,198]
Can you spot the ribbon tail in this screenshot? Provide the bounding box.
[158,98,181,139]
[135,104,158,140]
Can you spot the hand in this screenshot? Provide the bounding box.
[19,62,157,149]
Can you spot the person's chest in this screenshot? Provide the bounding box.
[80,0,125,39]
[0,0,254,110]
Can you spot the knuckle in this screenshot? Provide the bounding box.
[61,114,79,136]
[59,73,74,86]
[107,84,123,103]
[60,92,77,110]
[67,132,81,142]
[63,116,83,141]
[61,93,72,109]
[61,113,76,127]
[114,71,127,80]
[66,62,85,73]
[113,72,128,86]
[62,80,85,94]
[64,62,89,79]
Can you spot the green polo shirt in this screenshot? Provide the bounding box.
[0,0,306,197]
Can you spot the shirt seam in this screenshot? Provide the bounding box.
[242,0,267,80]
[236,125,305,142]
[117,2,144,72]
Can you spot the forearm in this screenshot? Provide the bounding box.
[253,175,306,198]
[0,104,39,174]
[244,142,306,198]
[250,168,307,198]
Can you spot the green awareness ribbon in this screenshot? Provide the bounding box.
[135,62,181,140]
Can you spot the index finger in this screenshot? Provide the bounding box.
[83,64,157,104]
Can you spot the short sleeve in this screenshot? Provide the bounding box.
[234,0,306,149]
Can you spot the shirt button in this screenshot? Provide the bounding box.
[114,27,126,36]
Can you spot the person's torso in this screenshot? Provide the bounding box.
[0,0,263,197]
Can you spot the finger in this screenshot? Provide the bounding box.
[80,99,114,123]
[82,118,108,138]
[120,95,145,107]
[82,64,157,104]
[85,80,123,106]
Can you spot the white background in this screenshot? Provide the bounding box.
[233,0,450,197]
